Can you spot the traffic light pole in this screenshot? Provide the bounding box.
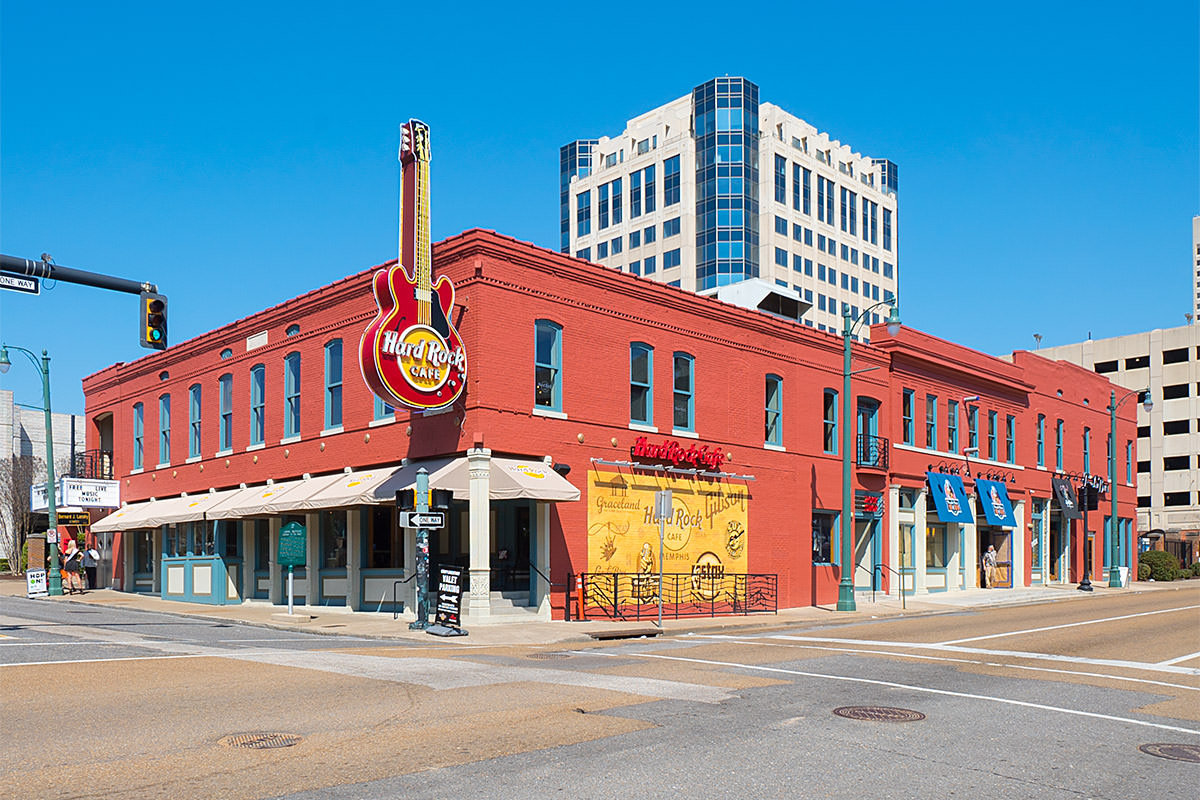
[409,468,431,630]
[1,254,158,295]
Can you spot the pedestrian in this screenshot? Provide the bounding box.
[983,544,998,589]
[61,538,85,594]
[83,543,100,590]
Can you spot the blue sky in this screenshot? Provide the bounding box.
[2,1,1197,415]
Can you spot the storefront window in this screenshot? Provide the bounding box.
[369,506,403,569]
[812,511,837,564]
[899,488,918,509]
[320,510,347,569]
[926,523,947,568]
[220,520,240,558]
[134,530,154,573]
[254,520,270,570]
[899,523,914,567]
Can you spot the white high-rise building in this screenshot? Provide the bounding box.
[1191,215,1199,322]
[560,77,899,336]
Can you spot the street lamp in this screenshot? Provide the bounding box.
[838,300,901,612]
[1108,387,1152,588]
[0,344,62,596]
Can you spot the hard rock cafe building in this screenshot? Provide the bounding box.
[84,230,1140,620]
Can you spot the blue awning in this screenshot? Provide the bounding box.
[926,472,973,524]
[975,479,1016,528]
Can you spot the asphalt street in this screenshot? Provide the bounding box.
[2,584,1197,799]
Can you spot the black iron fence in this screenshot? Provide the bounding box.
[571,572,777,621]
[856,434,889,470]
[72,449,113,480]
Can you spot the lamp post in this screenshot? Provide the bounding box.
[0,344,62,596]
[1107,387,1152,588]
[838,300,901,612]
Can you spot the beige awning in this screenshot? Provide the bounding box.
[305,459,456,509]
[205,479,311,520]
[90,490,236,531]
[418,457,580,501]
[90,501,157,532]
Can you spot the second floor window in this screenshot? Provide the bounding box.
[1083,427,1091,473]
[1036,414,1045,467]
[158,394,170,465]
[924,394,937,449]
[1056,419,1064,471]
[218,373,233,452]
[987,411,998,460]
[535,320,562,411]
[188,384,201,458]
[673,352,694,431]
[901,389,914,445]
[823,389,838,454]
[1006,414,1016,464]
[284,353,301,438]
[947,399,959,453]
[374,395,394,422]
[250,364,265,445]
[630,343,653,425]
[324,339,343,430]
[132,402,144,470]
[765,375,782,447]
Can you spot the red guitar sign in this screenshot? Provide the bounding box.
[359,120,467,410]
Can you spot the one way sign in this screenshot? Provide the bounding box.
[0,272,39,295]
[399,512,445,529]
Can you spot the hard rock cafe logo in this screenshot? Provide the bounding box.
[943,478,961,516]
[630,436,726,471]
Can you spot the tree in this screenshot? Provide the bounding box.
[0,454,41,574]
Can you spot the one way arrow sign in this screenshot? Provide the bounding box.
[399,512,445,529]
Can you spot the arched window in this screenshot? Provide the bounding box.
[218,373,233,452]
[284,353,301,438]
[250,364,265,445]
[188,384,202,458]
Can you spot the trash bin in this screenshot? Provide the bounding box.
[1117,566,1129,587]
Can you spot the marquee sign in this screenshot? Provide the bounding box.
[360,119,467,411]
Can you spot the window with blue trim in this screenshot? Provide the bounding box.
[1083,427,1091,473]
[1056,419,1064,471]
[188,384,202,457]
[535,320,563,411]
[630,343,653,426]
[250,364,265,445]
[968,405,979,451]
[948,399,959,453]
[284,352,300,438]
[901,389,914,445]
[324,339,343,430]
[1125,440,1132,483]
[812,510,837,564]
[672,352,694,431]
[1006,414,1016,463]
[218,373,233,451]
[158,394,170,465]
[374,395,394,422]
[765,375,782,446]
[823,389,838,454]
[1106,432,1113,478]
[132,402,144,470]
[1036,414,1045,467]
[987,411,998,460]
[924,394,938,449]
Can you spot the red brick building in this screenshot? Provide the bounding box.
[85,230,1139,618]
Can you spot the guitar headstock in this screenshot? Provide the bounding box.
[399,119,431,165]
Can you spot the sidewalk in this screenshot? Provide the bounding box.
[0,575,1142,648]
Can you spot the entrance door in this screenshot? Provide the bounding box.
[979,528,1013,588]
[491,501,532,596]
[853,519,879,591]
[856,400,881,467]
[1049,514,1067,583]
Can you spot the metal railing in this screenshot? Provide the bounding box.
[873,563,906,609]
[573,572,777,621]
[72,449,113,480]
[856,434,889,470]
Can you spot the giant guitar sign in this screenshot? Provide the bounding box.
[360,120,467,411]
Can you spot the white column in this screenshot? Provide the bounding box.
[964,497,979,588]
[1012,501,1026,587]
[347,509,362,611]
[240,522,254,601]
[152,528,162,593]
[467,447,492,617]
[535,501,552,618]
[913,491,928,595]
[305,511,320,606]
[268,517,281,604]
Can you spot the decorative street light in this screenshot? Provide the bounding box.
[1108,387,1152,588]
[0,344,63,596]
[838,300,901,612]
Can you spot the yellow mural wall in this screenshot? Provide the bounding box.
[587,468,749,599]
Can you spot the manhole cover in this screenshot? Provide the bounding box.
[833,706,926,722]
[1139,743,1200,763]
[527,652,571,660]
[219,733,303,750]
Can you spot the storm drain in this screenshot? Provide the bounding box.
[527,652,571,660]
[1138,743,1200,763]
[219,733,303,750]
[833,706,926,723]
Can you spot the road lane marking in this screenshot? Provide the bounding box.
[584,650,1200,737]
[937,604,1200,645]
[223,651,732,703]
[0,654,209,668]
[1158,650,1200,666]
[690,637,1200,693]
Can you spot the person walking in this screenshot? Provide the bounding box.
[61,538,85,594]
[982,544,998,589]
[83,543,100,590]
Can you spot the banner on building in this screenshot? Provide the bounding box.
[587,468,748,604]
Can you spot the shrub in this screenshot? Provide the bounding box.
[1189,562,1200,578]
[1139,550,1182,582]
[1138,562,1152,581]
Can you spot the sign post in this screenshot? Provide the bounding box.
[278,521,306,614]
[409,469,432,630]
[654,490,672,629]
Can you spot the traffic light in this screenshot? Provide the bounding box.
[140,291,168,350]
